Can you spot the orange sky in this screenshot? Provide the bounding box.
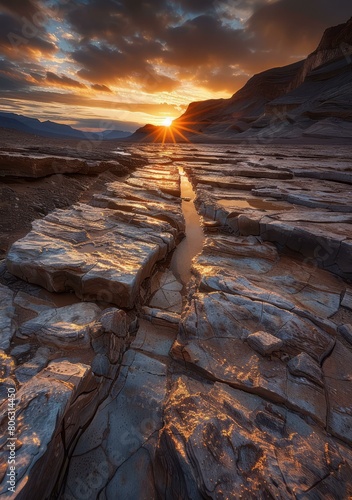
[0,0,351,131]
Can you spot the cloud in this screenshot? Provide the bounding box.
[0,59,34,90]
[46,71,87,89]
[247,0,352,54]
[56,0,352,97]
[163,15,251,67]
[0,90,183,115]
[1,0,352,125]
[91,83,112,93]
[72,41,179,92]
[0,12,56,60]
[0,0,41,19]
[192,65,250,93]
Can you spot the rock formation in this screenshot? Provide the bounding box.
[131,17,352,142]
[1,143,352,498]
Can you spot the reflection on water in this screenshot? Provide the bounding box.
[217,198,292,211]
[170,167,205,284]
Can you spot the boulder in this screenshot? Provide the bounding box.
[247,331,283,356]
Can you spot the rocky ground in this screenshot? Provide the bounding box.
[0,141,352,499]
[0,131,146,258]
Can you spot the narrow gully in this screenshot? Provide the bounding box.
[170,166,205,285]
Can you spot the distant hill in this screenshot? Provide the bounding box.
[130,16,352,142]
[0,112,133,140]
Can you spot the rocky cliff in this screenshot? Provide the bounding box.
[131,17,352,142]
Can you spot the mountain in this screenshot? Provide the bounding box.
[130,17,352,142]
[0,112,133,140]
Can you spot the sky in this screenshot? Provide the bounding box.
[0,0,351,131]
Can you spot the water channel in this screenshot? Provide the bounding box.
[170,167,205,285]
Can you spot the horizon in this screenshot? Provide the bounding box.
[1,0,351,131]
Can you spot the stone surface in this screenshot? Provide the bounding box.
[15,346,51,383]
[247,331,283,356]
[323,341,352,446]
[1,143,352,499]
[0,360,96,498]
[154,376,352,500]
[99,307,128,338]
[64,349,168,499]
[18,302,102,348]
[287,352,324,387]
[342,289,352,311]
[0,153,119,178]
[338,323,352,345]
[6,166,184,309]
[0,283,15,350]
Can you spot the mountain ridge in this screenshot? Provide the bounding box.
[0,112,133,140]
[130,16,352,142]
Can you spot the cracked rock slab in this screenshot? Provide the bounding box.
[0,284,15,350]
[154,376,352,499]
[6,202,181,308]
[0,360,96,498]
[64,350,167,499]
[18,302,102,348]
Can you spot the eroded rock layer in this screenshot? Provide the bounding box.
[1,145,352,499]
[6,166,183,309]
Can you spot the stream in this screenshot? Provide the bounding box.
[170,167,205,284]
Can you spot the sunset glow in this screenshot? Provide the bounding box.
[163,117,173,127]
[0,1,351,131]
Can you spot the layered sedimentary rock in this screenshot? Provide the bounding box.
[1,144,352,498]
[180,148,352,281]
[158,232,352,496]
[140,145,352,499]
[6,166,183,308]
[0,273,130,498]
[0,153,126,178]
[155,376,352,499]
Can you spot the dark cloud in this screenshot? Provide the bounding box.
[0,0,42,19]
[247,0,352,54]
[164,15,250,67]
[175,0,217,13]
[91,83,112,93]
[0,12,56,59]
[0,59,33,90]
[46,71,87,89]
[61,0,175,43]
[73,41,179,92]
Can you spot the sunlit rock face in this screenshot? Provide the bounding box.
[185,149,352,281]
[155,376,352,499]
[6,166,183,308]
[162,230,352,498]
[0,275,130,498]
[141,145,351,499]
[0,153,125,178]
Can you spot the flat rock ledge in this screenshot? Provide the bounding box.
[6,166,184,309]
[183,151,352,281]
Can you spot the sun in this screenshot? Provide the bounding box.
[162,117,173,127]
